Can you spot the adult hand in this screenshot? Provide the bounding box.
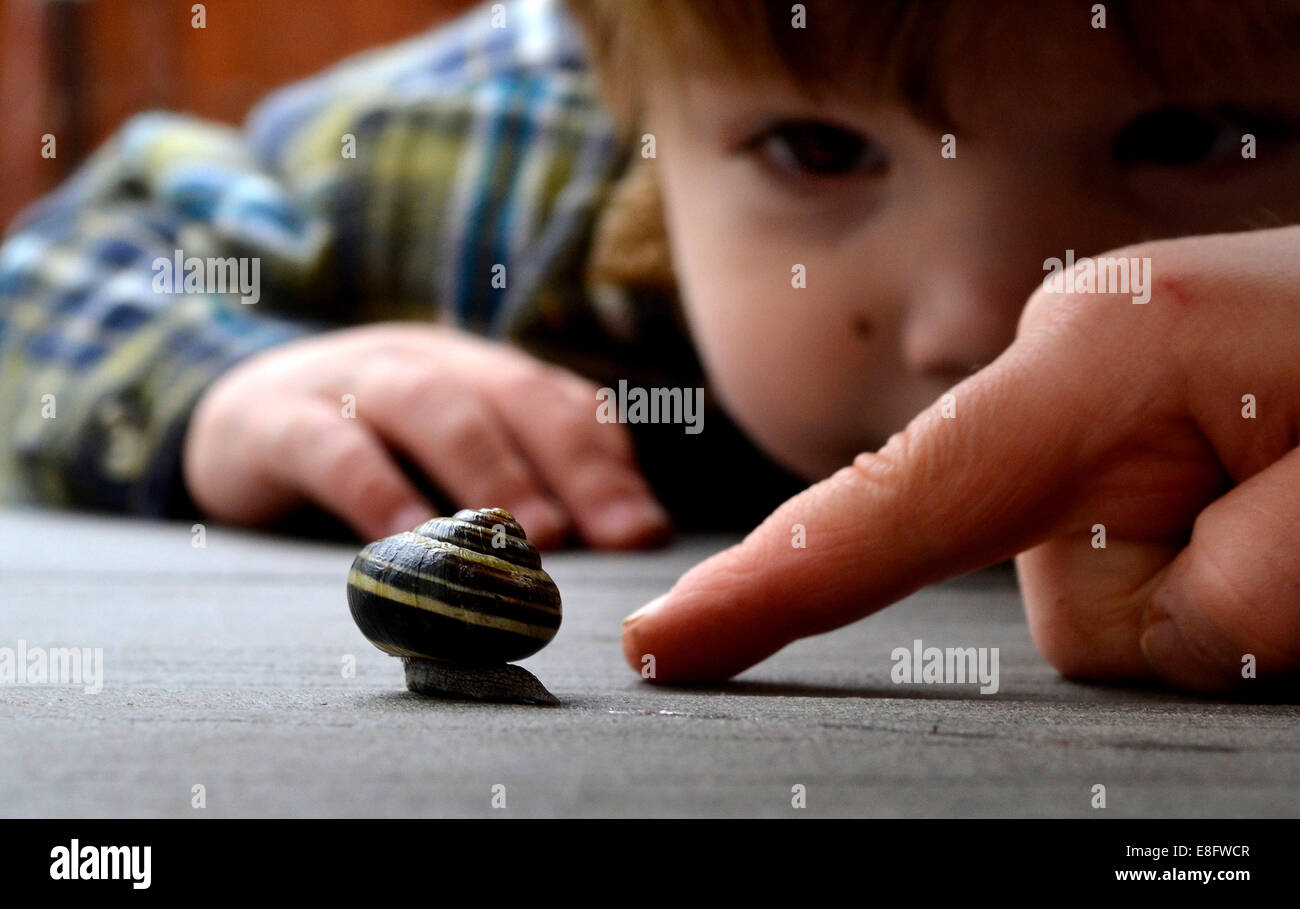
[622,228,1300,694]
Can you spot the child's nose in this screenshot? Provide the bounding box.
[898,266,1029,382]
[894,190,1126,382]
[886,156,1141,384]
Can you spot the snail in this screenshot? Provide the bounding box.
[347,507,562,705]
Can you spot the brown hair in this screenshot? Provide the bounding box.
[566,0,1300,134]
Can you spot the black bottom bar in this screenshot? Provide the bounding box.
[1,819,1285,895]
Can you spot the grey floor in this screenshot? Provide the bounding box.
[2,507,1296,818]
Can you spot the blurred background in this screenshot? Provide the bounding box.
[0,0,478,230]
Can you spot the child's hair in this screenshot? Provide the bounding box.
[567,0,1300,134]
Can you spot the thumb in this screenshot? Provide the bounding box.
[622,319,1156,683]
[1140,444,1300,693]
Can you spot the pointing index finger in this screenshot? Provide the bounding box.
[620,313,1154,683]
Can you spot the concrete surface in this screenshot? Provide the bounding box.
[1,507,1297,817]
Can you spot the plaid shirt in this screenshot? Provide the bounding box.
[0,0,801,529]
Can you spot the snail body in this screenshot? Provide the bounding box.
[347,507,561,704]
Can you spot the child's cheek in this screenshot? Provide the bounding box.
[676,263,881,478]
[654,145,891,474]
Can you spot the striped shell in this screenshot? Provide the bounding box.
[347,507,562,665]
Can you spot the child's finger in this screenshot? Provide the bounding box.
[360,376,572,547]
[481,364,672,549]
[1140,444,1300,692]
[262,401,435,541]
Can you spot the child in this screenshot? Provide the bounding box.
[2,0,1297,694]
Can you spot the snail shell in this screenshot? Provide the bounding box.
[347,507,562,666]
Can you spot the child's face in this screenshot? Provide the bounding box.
[645,7,1300,480]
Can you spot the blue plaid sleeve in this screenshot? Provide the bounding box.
[0,114,321,515]
[0,0,626,517]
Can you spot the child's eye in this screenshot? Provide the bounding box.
[1112,106,1293,168]
[748,120,887,179]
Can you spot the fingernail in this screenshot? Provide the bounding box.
[1139,613,1237,692]
[513,497,570,540]
[623,593,669,629]
[389,504,433,535]
[597,499,671,541]
[1138,616,1187,672]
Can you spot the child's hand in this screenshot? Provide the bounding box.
[622,226,1300,694]
[183,322,670,547]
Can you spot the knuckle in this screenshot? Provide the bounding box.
[318,433,381,491]
[388,369,446,416]
[345,467,404,513]
[849,431,915,498]
[1021,238,1177,340]
[480,473,535,506]
[1017,284,1059,338]
[513,359,556,389]
[551,392,630,461]
[593,417,638,462]
[545,363,597,396]
[465,445,532,498]
[435,398,495,454]
[269,406,331,463]
[566,461,641,506]
[501,360,567,405]
[355,357,413,401]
